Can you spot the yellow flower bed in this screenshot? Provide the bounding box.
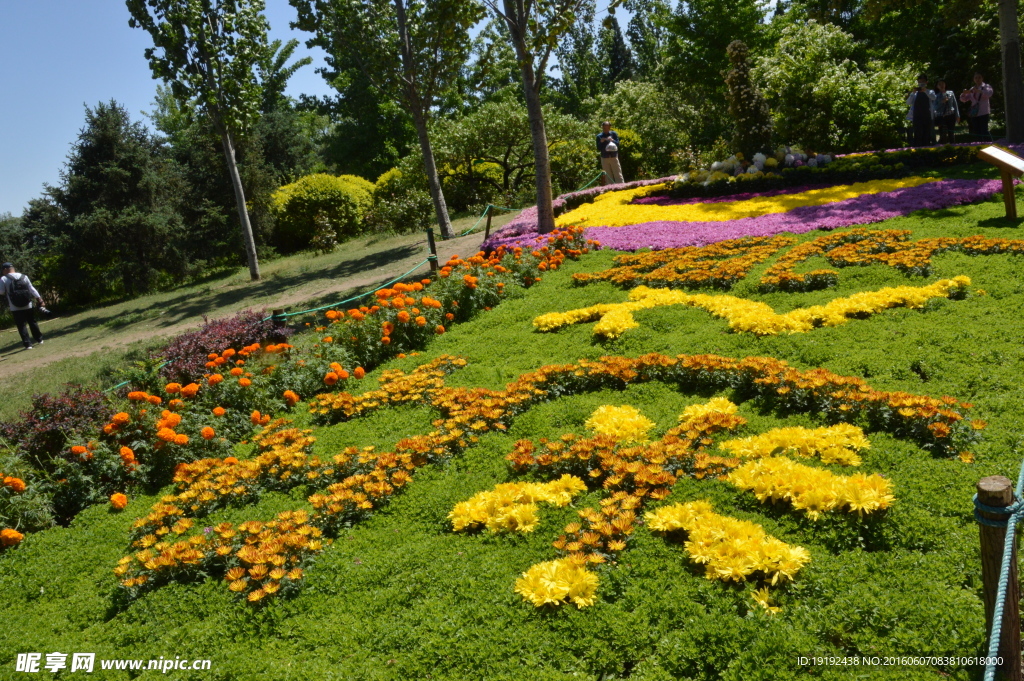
[719,424,870,466]
[514,557,600,608]
[584,404,656,443]
[726,456,895,519]
[645,500,810,585]
[449,475,587,533]
[534,277,971,338]
[555,177,938,227]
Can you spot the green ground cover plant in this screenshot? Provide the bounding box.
[2,178,1024,679]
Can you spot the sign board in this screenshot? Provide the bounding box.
[978,146,1023,219]
[978,146,1024,177]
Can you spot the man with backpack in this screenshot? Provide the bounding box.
[1,262,46,350]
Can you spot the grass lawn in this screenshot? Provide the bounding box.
[2,175,1023,679]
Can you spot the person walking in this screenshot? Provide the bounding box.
[1,263,46,350]
[596,122,625,185]
[906,74,936,146]
[960,72,994,138]
[934,79,960,144]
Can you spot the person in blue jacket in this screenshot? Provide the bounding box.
[596,122,624,184]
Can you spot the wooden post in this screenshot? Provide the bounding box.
[270,309,287,343]
[425,228,438,272]
[1003,171,1018,219]
[977,475,1023,680]
[484,210,493,240]
[978,146,1024,219]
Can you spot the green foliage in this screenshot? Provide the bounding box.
[725,40,773,158]
[585,80,687,177]
[366,167,434,234]
[270,173,374,251]
[429,99,593,210]
[0,445,54,534]
[26,101,189,306]
[755,21,917,152]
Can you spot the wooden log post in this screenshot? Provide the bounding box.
[484,209,493,241]
[977,475,1023,680]
[425,228,438,272]
[978,146,1024,219]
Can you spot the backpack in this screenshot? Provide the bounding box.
[3,274,32,307]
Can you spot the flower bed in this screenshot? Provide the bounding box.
[584,178,1004,251]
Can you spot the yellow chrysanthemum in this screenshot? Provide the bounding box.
[514,558,599,608]
[585,405,655,443]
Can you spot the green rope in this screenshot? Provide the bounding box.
[575,170,606,192]
[262,258,432,322]
[102,361,170,394]
[977,461,1024,680]
[458,204,523,237]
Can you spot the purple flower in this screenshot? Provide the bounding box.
[582,179,1004,251]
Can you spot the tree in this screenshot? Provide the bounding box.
[291,0,483,240]
[26,101,187,305]
[598,15,635,85]
[259,38,313,113]
[483,0,592,234]
[551,1,603,118]
[127,0,268,281]
[997,0,1024,141]
[623,0,671,81]
[724,40,772,157]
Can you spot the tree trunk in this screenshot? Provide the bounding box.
[220,130,261,281]
[394,0,454,240]
[999,0,1024,143]
[503,8,555,234]
[411,109,455,240]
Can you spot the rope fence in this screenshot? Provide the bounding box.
[975,463,1024,681]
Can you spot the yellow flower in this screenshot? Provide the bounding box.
[585,405,655,443]
[514,558,599,608]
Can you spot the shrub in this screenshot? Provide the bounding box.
[0,385,113,472]
[0,445,54,534]
[270,173,374,252]
[365,167,434,234]
[159,310,291,384]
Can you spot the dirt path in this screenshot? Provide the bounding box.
[0,229,489,380]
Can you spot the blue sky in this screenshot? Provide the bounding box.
[0,1,333,216]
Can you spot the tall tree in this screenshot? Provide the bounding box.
[291,0,483,240]
[126,0,268,281]
[259,38,313,112]
[551,1,603,118]
[997,0,1024,141]
[598,15,635,85]
[623,0,671,81]
[483,0,592,234]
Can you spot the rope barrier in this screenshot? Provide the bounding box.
[262,258,433,322]
[575,170,607,192]
[977,460,1024,680]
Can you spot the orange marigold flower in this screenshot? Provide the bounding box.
[156,428,177,442]
[0,528,24,546]
[324,372,339,386]
[397,311,411,323]
[208,374,224,386]
[251,410,263,425]
[208,353,219,361]
[381,336,391,345]
[397,353,407,359]
[112,412,131,425]
[354,367,365,379]
[230,367,244,376]
[435,325,445,335]
[110,493,128,510]
[239,378,252,387]
[173,434,189,446]
[283,390,300,406]
[201,427,216,440]
[127,391,147,401]
[415,316,426,327]
[147,395,163,405]
[181,383,200,398]
[3,477,26,493]
[70,445,88,455]
[223,349,236,358]
[165,383,182,394]
[445,313,455,321]
[168,398,184,409]
[224,457,239,465]
[213,407,226,417]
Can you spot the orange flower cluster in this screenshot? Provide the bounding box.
[0,528,24,547]
[110,493,128,510]
[204,343,292,372]
[760,228,1024,291]
[116,510,320,603]
[573,236,795,290]
[2,475,26,493]
[509,405,747,566]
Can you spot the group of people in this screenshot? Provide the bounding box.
[907,72,994,146]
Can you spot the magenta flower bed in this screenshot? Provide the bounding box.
[582,178,1003,251]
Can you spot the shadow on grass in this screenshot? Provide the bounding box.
[977,216,1024,229]
[37,243,424,341]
